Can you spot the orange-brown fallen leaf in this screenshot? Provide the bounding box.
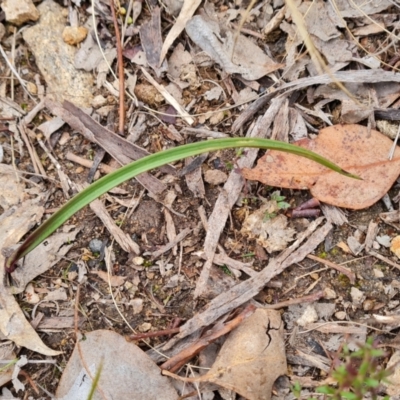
[242,124,400,210]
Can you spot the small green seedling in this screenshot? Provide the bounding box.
[263,192,291,220]
[292,337,392,400]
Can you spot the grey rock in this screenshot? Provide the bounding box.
[2,0,39,26]
[22,0,93,107]
[89,239,102,253]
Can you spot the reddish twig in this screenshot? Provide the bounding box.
[263,290,324,309]
[307,254,356,284]
[287,197,321,218]
[126,327,181,341]
[18,370,40,395]
[160,304,256,373]
[109,0,125,135]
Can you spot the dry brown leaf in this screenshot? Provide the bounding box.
[159,0,202,66]
[0,197,61,356]
[91,270,127,287]
[186,14,283,80]
[11,226,82,294]
[242,124,400,210]
[0,164,24,210]
[206,309,286,400]
[56,330,178,399]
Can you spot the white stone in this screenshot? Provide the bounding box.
[373,268,384,278]
[2,0,39,25]
[91,95,107,108]
[324,287,337,299]
[350,287,365,307]
[296,305,318,327]
[133,256,144,266]
[335,311,346,320]
[204,169,228,185]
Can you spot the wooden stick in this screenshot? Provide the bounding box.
[307,254,356,283]
[109,0,125,135]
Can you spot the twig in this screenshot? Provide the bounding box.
[66,152,115,174]
[368,250,400,271]
[109,0,125,135]
[262,290,324,309]
[126,327,180,341]
[36,136,72,198]
[0,45,36,103]
[160,304,256,373]
[17,123,46,177]
[307,254,356,284]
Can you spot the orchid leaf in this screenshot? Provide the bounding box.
[5,137,359,272]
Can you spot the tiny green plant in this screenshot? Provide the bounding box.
[263,191,291,220]
[4,137,359,273]
[292,337,391,400]
[219,264,232,275]
[270,192,291,210]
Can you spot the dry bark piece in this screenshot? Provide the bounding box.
[242,124,400,210]
[0,164,24,210]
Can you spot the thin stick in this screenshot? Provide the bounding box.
[262,290,324,309]
[307,254,356,283]
[368,250,400,271]
[160,304,256,373]
[0,45,36,103]
[109,0,125,135]
[126,327,180,341]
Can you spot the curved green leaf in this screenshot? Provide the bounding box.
[5,138,358,272]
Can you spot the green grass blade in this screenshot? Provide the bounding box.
[4,137,358,272]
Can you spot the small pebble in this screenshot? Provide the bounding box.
[296,305,318,327]
[62,26,88,45]
[146,272,155,280]
[204,169,228,185]
[310,273,319,280]
[391,236,400,258]
[26,81,37,94]
[363,299,375,311]
[91,95,107,108]
[324,287,337,299]
[75,166,84,174]
[87,260,97,268]
[373,268,384,278]
[124,281,133,290]
[138,322,151,332]
[89,238,103,253]
[350,287,365,307]
[29,175,42,184]
[335,311,346,320]
[59,132,71,146]
[133,256,144,265]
